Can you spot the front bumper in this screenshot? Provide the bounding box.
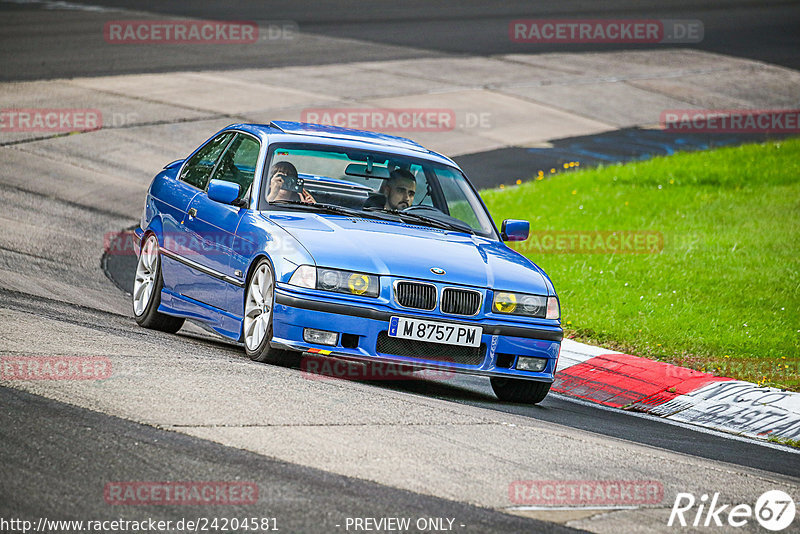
[271,286,562,382]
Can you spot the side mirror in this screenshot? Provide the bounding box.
[207,179,241,205]
[501,219,529,242]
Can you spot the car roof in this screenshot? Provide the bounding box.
[223,122,459,168]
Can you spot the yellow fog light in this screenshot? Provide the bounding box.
[493,292,518,313]
[348,273,370,295]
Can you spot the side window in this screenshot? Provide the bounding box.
[179,133,234,190]
[210,134,260,200]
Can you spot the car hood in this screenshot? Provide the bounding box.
[262,213,551,295]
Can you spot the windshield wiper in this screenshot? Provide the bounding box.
[270,200,403,223]
[400,212,475,234]
[270,201,474,233]
[269,200,363,217]
[364,207,474,234]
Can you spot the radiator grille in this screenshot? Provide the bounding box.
[394,281,437,310]
[441,287,481,315]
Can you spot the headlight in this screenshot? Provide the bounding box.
[289,266,379,298]
[493,292,558,319]
[493,292,518,313]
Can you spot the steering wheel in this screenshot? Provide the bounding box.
[402,204,442,214]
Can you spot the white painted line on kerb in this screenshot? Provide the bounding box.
[556,338,618,371]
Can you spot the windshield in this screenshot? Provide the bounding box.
[258,143,498,238]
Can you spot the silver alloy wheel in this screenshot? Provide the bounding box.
[244,263,274,351]
[133,235,158,316]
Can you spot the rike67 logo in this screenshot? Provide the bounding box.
[668,490,796,531]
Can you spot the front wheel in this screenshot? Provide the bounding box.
[243,259,293,364]
[490,377,551,404]
[132,234,185,333]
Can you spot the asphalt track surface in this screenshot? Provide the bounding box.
[74,246,800,481]
[100,239,800,481]
[2,1,800,533]
[59,242,800,477]
[0,386,578,533]
[1,0,799,81]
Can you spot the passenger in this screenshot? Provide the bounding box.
[266,161,315,203]
[380,168,416,211]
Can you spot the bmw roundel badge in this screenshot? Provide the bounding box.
[430,267,446,275]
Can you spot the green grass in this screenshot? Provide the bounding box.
[768,435,800,449]
[482,139,800,390]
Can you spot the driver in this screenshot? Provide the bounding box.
[266,161,315,203]
[380,168,416,211]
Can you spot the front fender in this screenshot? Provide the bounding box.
[233,211,315,287]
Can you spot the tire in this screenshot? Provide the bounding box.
[243,259,294,364]
[132,234,185,333]
[490,377,551,404]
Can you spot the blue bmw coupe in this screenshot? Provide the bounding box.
[133,122,562,403]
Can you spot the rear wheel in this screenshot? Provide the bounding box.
[132,234,184,333]
[490,377,551,404]
[243,260,293,364]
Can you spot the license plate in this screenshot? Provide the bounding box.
[388,317,482,347]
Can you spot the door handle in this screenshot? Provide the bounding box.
[187,208,197,219]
